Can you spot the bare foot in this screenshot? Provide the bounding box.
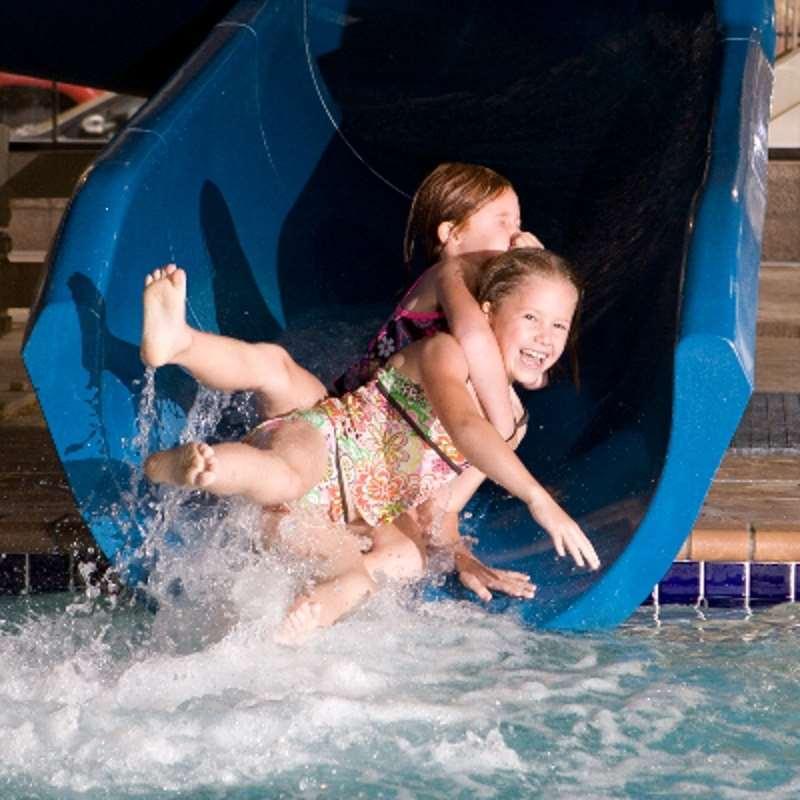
[274,598,323,646]
[145,442,218,488]
[140,264,193,367]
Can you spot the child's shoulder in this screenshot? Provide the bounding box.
[417,329,468,369]
[400,266,440,312]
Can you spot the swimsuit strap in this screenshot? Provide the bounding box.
[393,271,445,321]
[394,307,445,322]
[504,408,530,442]
[375,367,466,473]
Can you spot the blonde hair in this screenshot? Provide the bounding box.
[403,162,513,268]
[477,248,583,386]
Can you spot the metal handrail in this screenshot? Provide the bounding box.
[776,0,799,58]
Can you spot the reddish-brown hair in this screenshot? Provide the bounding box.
[403,162,513,268]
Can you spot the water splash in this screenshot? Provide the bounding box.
[3,317,798,797]
[2,590,799,798]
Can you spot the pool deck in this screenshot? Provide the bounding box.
[685,264,800,562]
[0,266,798,590]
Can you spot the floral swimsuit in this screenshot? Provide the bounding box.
[249,367,468,527]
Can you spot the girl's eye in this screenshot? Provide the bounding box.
[555,323,569,332]
[524,313,537,321]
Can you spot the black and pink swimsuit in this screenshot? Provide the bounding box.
[333,275,447,395]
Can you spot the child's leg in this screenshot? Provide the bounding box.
[141,265,327,416]
[145,418,328,506]
[274,569,377,646]
[274,520,426,645]
[364,517,427,581]
[414,466,486,548]
[274,517,377,645]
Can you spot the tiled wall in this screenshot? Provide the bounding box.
[0,550,110,595]
[2,550,798,610]
[652,561,798,607]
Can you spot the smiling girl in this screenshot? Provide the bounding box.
[144,248,599,641]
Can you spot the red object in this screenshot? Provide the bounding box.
[0,71,103,105]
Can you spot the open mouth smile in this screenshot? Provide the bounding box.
[520,347,549,369]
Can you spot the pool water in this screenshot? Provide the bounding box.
[1,553,799,799]
[3,317,797,799]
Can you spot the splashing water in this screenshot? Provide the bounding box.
[3,317,799,798]
[2,583,800,798]
[5,422,800,798]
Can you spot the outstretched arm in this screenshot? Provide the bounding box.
[418,334,600,570]
[429,410,537,600]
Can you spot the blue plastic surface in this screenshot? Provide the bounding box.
[22,0,774,628]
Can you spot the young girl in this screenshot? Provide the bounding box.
[335,161,544,441]
[145,248,600,643]
[141,163,541,432]
[333,163,548,568]
[140,162,545,607]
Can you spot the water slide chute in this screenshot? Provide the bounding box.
[16,0,774,628]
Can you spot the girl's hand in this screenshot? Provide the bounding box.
[455,548,536,601]
[527,496,601,570]
[510,230,544,249]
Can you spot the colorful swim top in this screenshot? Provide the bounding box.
[288,366,468,527]
[332,274,447,395]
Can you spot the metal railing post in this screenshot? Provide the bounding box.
[0,124,12,335]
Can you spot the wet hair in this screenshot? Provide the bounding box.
[476,247,583,387]
[403,162,513,269]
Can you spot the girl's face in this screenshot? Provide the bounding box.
[441,188,521,256]
[484,273,578,389]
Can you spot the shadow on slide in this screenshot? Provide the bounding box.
[20,0,774,629]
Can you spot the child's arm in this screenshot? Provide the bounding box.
[510,231,543,249]
[417,471,535,601]
[454,545,536,601]
[426,403,527,529]
[419,334,600,570]
[435,256,517,440]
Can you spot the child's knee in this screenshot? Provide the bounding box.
[347,570,378,600]
[365,534,425,582]
[252,343,292,386]
[399,535,426,573]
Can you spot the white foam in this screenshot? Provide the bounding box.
[2,387,798,796]
[2,575,800,797]
[431,728,524,772]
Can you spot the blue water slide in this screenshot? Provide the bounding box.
[20,0,773,628]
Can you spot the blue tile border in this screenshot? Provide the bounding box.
[1,550,799,612]
[0,550,112,596]
[0,554,27,595]
[657,562,701,604]
[750,563,792,603]
[29,554,72,593]
[705,562,746,605]
[656,561,799,607]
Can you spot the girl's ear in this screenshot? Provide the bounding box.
[437,221,455,246]
[481,301,492,316]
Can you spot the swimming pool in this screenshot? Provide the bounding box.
[2,535,798,799]
[8,291,796,798]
